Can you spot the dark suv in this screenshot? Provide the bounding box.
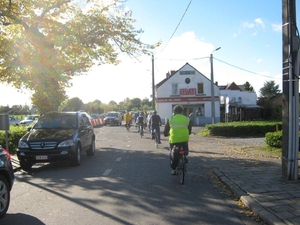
[0,145,14,218]
[17,111,95,170]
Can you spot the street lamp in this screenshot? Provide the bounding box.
[210,47,221,124]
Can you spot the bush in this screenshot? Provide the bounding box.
[265,130,282,148]
[0,126,28,154]
[203,121,281,137]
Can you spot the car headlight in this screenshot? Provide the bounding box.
[18,140,29,148]
[58,140,74,147]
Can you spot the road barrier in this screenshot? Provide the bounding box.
[91,118,104,127]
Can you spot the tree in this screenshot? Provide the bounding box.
[259,80,280,98]
[0,0,159,113]
[257,80,281,120]
[244,81,254,92]
[59,97,84,111]
[141,98,152,109]
[130,98,141,109]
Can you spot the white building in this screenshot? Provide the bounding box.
[156,63,220,125]
[219,82,260,122]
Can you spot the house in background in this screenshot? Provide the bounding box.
[219,82,260,122]
[156,63,220,125]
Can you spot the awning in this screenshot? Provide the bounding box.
[229,103,260,108]
[229,102,245,107]
[244,104,260,108]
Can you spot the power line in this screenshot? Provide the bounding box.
[154,55,280,81]
[157,56,209,61]
[213,57,279,80]
[158,0,192,56]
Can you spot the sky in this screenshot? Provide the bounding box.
[0,0,294,107]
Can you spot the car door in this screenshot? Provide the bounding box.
[79,114,93,151]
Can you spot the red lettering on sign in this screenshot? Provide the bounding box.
[180,88,196,95]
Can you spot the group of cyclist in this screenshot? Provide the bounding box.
[123,111,147,133]
[122,105,192,175]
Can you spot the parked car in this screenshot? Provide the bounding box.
[104,111,122,126]
[90,114,101,119]
[0,145,14,218]
[17,111,95,170]
[9,116,20,126]
[99,113,106,119]
[90,113,106,119]
[20,115,39,126]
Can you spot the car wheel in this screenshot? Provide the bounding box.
[71,144,81,166]
[20,161,33,171]
[0,175,10,218]
[86,139,95,156]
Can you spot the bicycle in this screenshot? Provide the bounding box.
[137,123,144,137]
[153,129,159,148]
[125,123,130,132]
[173,145,186,184]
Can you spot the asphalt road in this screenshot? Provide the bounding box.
[1,125,264,225]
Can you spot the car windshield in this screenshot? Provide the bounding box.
[24,115,38,120]
[107,113,118,117]
[34,114,77,129]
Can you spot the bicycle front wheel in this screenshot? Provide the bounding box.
[180,154,185,184]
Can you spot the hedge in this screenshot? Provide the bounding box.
[204,121,281,137]
[0,126,28,154]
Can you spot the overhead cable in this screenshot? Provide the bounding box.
[158,0,192,56]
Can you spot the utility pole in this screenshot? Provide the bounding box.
[282,0,299,180]
[152,54,155,110]
[210,47,221,124]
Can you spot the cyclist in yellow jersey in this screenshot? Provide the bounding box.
[124,112,131,129]
[164,105,192,175]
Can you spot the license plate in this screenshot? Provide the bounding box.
[36,155,48,160]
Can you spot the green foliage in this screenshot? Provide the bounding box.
[0,0,159,113]
[244,81,254,92]
[0,126,28,154]
[202,121,282,137]
[259,80,280,98]
[59,97,84,111]
[272,105,282,121]
[265,130,282,148]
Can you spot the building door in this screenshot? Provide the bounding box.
[182,105,193,117]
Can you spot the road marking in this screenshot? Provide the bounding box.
[115,157,122,161]
[103,169,112,176]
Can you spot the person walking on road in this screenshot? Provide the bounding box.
[164,105,192,175]
[149,110,162,144]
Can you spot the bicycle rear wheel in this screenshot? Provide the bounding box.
[180,154,185,184]
[140,126,143,137]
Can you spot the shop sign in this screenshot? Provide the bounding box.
[180,88,196,95]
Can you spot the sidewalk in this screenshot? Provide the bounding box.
[190,126,300,225]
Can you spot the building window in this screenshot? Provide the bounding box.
[172,83,178,95]
[197,83,204,94]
